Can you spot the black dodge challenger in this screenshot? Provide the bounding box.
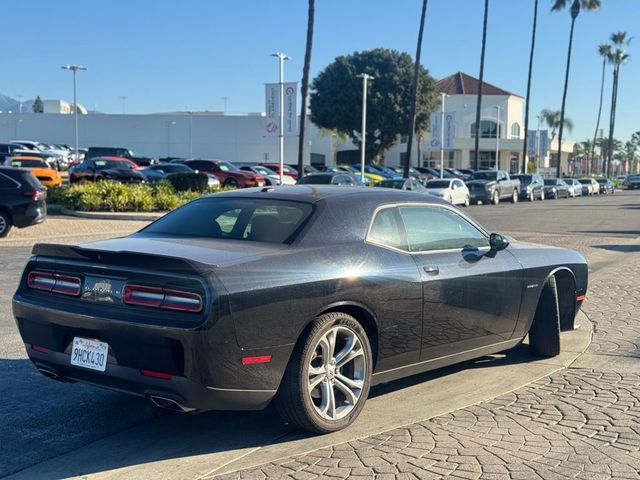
[13,186,588,433]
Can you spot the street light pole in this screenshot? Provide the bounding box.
[495,105,502,170]
[61,65,87,159]
[440,93,447,179]
[358,73,374,184]
[271,53,290,185]
[188,112,193,158]
[536,114,541,173]
[119,96,127,114]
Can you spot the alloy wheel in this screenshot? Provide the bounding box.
[307,326,366,421]
[0,215,6,235]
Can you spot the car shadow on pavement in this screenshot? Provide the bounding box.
[572,229,640,236]
[592,244,640,253]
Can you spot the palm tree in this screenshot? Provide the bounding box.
[591,43,611,175]
[473,0,490,171]
[404,0,429,178]
[605,31,632,177]
[622,140,638,175]
[551,0,601,177]
[521,0,539,174]
[540,109,573,144]
[297,0,315,175]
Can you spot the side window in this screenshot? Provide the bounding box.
[398,206,489,252]
[0,173,17,189]
[367,208,405,250]
[217,208,241,234]
[453,180,462,189]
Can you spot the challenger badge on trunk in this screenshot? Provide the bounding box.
[82,277,125,304]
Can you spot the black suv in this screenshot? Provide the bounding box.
[0,167,47,237]
[86,147,156,167]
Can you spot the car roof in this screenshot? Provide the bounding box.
[9,156,45,161]
[92,156,131,161]
[207,185,447,206]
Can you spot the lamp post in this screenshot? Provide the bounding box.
[167,121,176,156]
[221,97,229,113]
[536,114,541,173]
[358,73,374,184]
[494,105,503,170]
[61,64,87,159]
[439,93,447,178]
[271,53,290,185]
[119,96,127,114]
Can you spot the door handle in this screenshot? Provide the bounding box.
[423,265,439,275]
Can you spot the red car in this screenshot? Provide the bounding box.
[259,163,299,180]
[184,160,265,188]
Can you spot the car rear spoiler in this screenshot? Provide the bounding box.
[31,243,212,276]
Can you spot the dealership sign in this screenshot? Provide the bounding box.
[265,82,298,137]
[526,129,550,157]
[428,112,455,149]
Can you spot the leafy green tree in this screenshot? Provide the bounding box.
[605,31,632,176]
[310,48,437,163]
[622,140,638,174]
[551,0,601,177]
[32,96,44,113]
[297,0,315,174]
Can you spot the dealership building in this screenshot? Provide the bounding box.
[0,72,573,172]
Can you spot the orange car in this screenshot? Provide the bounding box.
[8,156,62,187]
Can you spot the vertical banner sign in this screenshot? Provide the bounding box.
[428,112,455,149]
[527,130,537,156]
[539,130,549,157]
[527,130,550,157]
[264,82,298,137]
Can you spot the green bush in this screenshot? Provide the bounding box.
[167,172,210,192]
[47,180,216,212]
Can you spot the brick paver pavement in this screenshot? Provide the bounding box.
[212,251,640,479]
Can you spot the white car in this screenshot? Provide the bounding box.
[425,178,470,207]
[564,178,583,197]
[238,165,296,186]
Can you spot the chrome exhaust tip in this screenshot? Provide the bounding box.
[149,395,196,413]
[37,367,64,381]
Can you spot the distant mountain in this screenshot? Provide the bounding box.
[0,94,34,113]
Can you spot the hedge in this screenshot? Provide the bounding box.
[47,180,219,212]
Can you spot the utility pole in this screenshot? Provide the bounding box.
[61,64,87,159]
[440,93,447,178]
[495,105,502,170]
[358,73,374,184]
[271,53,290,185]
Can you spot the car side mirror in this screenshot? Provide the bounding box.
[489,233,509,252]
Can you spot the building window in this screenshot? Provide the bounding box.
[469,151,496,169]
[310,153,326,166]
[511,123,521,139]
[509,152,519,173]
[470,121,501,139]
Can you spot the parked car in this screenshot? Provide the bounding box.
[424,178,470,206]
[12,186,587,433]
[564,179,583,197]
[11,141,70,171]
[0,166,46,237]
[577,178,600,196]
[444,168,471,180]
[626,175,640,189]
[374,178,427,192]
[466,170,520,205]
[415,166,455,179]
[184,160,265,188]
[259,163,299,180]
[296,172,357,186]
[86,147,156,167]
[391,166,433,184]
[139,163,221,189]
[6,156,62,187]
[69,157,146,184]
[511,174,545,201]
[596,178,615,195]
[543,179,570,199]
[237,165,295,186]
[351,164,400,180]
[302,165,320,175]
[335,165,383,185]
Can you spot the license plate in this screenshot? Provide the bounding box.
[70,337,109,372]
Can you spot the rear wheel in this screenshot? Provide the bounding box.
[540,190,545,201]
[224,178,239,188]
[529,276,560,357]
[511,190,518,203]
[275,312,372,433]
[0,211,12,238]
[492,190,499,205]
[463,195,470,207]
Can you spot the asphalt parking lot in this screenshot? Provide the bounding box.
[1,190,639,479]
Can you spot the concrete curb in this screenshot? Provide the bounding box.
[57,208,164,222]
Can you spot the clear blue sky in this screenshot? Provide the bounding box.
[4,0,638,143]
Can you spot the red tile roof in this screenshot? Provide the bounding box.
[436,72,522,98]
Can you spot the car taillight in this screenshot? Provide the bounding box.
[24,191,44,200]
[123,284,203,313]
[27,271,81,296]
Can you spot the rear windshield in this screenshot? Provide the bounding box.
[297,175,332,184]
[142,198,313,244]
[426,180,450,189]
[11,159,48,169]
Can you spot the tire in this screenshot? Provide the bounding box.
[492,190,499,205]
[511,189,518,203]
[528,190,534,202]
[0,211,12,238]
[224,178,239,188]
[540,190,545,201]
[528,276,560,357]
[463,195,470,207]
[275,312,373,433]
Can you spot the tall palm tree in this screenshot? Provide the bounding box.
[404,0,429,178]
[591,43,611,175]
[473,0,490,171]
[540,109,573,144]
[521,0,539,174]
[551,0,601,177]
[297,0,315,175]
[605,31,631,177]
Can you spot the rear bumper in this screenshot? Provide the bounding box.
[13,202,47,228]
[25,345,275,412]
